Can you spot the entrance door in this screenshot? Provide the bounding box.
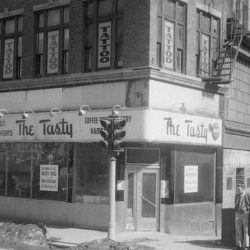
[125,166,159,231]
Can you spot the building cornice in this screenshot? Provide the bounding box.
[225,120,250,136]
[0,68,227,95]
[33,0,71,12]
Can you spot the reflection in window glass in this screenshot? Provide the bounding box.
[164,0,175,19]
[7,151,31,198]
[18,17,23,32]
[38,13,44,28]
[75,143,109,203]
[64,7,70,24]
[48,9,60,26]
[98,0,113,17]
[5,19,15,34]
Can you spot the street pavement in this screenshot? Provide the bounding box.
[46,226,232,250]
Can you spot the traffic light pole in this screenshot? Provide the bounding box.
[100,105,127,241]
[108,156,116,240]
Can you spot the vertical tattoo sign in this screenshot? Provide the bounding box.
[98,22,111,69]
[47,30,59,74]
[3,39,14,79]
[164,20,174,69]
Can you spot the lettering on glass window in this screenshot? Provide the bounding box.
[164,20,174,69]
[47,30,59,74]
[98,22,111,69]
[3,39,14,79]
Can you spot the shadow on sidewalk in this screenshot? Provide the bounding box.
[175,239,231,249]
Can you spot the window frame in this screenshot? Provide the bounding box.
[83,0,124,72]
[34,6,70,77]
[0,15,23,80]
[157,0,187,74]
[196,10,220,77]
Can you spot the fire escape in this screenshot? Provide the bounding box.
[201,16,250,85]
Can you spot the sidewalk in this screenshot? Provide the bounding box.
[46,226,232,250]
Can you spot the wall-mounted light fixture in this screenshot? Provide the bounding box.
[112,105,127,116]
[172,102,186,112]
[50,107,62,117]
[78,105,91,116]
[22,109,35,119]
[0,109,8,118]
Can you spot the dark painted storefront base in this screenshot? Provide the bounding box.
[222,208,235,246]
[161,203,221,236]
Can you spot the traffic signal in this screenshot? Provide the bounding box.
[113,118,126,152]
[100,119,113,149]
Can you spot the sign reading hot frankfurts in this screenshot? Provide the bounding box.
[0,109,222,146]
[3,39,14,79]
[98,22,111,68]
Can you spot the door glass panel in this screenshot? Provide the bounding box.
[128,172,134,217]
[142,173,156,218]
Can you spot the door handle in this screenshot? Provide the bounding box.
[139,193,158,208]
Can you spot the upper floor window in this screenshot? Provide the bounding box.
[35,7,69,77]
[157,0,186,73]
[0,16,23,80]
[84,0,124,72]
[196,10,220,77]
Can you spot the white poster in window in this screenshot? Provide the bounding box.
[98,22,111,68]
[201,34,210,76]
[47,30,59,74]
[184,165,198,193]
[40,165,58,192]
[164,20,174,69]
[3,39,14,79]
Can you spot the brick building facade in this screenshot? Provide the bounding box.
[0,0,248,238]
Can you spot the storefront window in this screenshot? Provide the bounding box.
[174,147,215,203]
[0,143,73,202]
[0,152,6,196]
[75,143,109,203]
[32,143,73,202]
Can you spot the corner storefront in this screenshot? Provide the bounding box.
[0,108,222,234]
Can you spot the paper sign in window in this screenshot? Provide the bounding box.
[40,165,58,192]
[184,165,198,193]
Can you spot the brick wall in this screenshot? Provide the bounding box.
[123,0,150,68]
